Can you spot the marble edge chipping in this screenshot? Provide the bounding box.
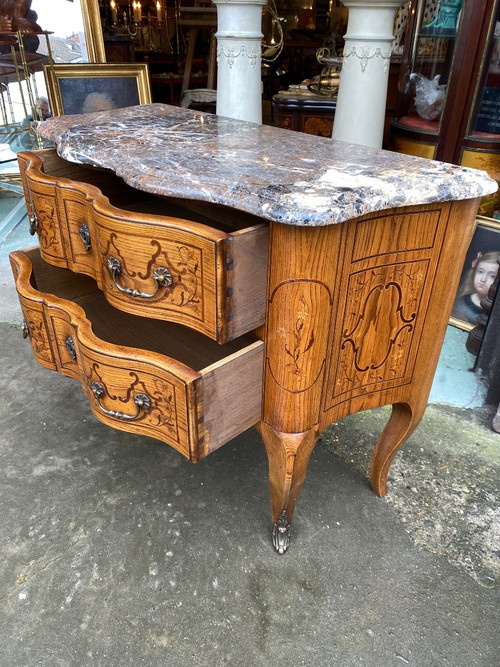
[38,104,498,227]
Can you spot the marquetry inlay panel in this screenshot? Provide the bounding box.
[326,259,430,406]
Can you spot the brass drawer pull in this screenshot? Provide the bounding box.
[106,256,172,299]
[90,381,151,421]
[79,224,91,251]
[65,336,77,360]
[29,212,38,236]
[21,321,29,338]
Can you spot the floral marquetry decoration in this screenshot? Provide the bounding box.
[330,261,429,401]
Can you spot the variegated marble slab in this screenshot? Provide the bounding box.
[38,103,498,226]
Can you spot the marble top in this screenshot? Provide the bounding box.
[38,103,498,227]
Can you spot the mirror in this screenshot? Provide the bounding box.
[31,0,105,63]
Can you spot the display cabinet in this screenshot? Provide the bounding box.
[390,0,500,218]
[459,1,500,217]
[392,0,500,356]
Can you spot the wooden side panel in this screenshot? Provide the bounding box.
[261,201,481,442]
[325,257,432,407]
[351,208,440,260]
[262,223,343,434]
[320,200,480,427]
[196,340,264,459]
[225,224,269,340]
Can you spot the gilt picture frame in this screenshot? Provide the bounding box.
[81,0,106,62]
[43,63,152,116]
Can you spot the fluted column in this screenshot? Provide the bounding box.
[213,0,266,124]
[332,0,405,148]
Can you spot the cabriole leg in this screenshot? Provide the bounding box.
[370,401,425,496]
[259,422,317,553]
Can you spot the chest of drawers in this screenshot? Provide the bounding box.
[11,104,497,553]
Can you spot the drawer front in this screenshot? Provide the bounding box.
[45,307,81,379]
[60,187,97,275]
[24,178,68,266]
[18,297,58,370]
[18,149,268,342]
[93,209,218,339]
[78,344,192,458]
[10,248,264,461]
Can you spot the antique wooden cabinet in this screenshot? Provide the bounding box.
[10,104,496,553]
[273,91,336,137]
[390,0,500,216]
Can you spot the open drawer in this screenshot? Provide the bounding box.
[10,248,264,462]
[17,149,269,343]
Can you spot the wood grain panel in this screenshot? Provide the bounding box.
[226,225,269,341]
[327,259,430,404]
[79,345,189,457]
[262,222,341,434]
[352,208,440,261]
[196,341,264,457]
[321,199,480,430]
[28,188,66,265]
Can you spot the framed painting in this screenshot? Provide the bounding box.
[43,63,152,116]
[450,216,500,331]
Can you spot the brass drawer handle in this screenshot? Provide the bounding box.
[65,336,77,360]
[90,381,151,421]
[79,224,91,251]
[29,212,38,235]
[106,256,173,299]
[21,321,29,338]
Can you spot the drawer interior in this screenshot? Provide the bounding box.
[26,247,261,371]
[29,149,267,234]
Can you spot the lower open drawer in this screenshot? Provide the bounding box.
[10,248,264,461]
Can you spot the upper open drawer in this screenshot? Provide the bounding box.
[18,149,269,343]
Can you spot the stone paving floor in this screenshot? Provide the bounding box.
[321,404,500,590]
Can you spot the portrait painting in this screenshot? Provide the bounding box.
[43,63,152,116]
[450,217,500,331]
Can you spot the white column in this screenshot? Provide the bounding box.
[213,0,266,124]
[332,0,405,148]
